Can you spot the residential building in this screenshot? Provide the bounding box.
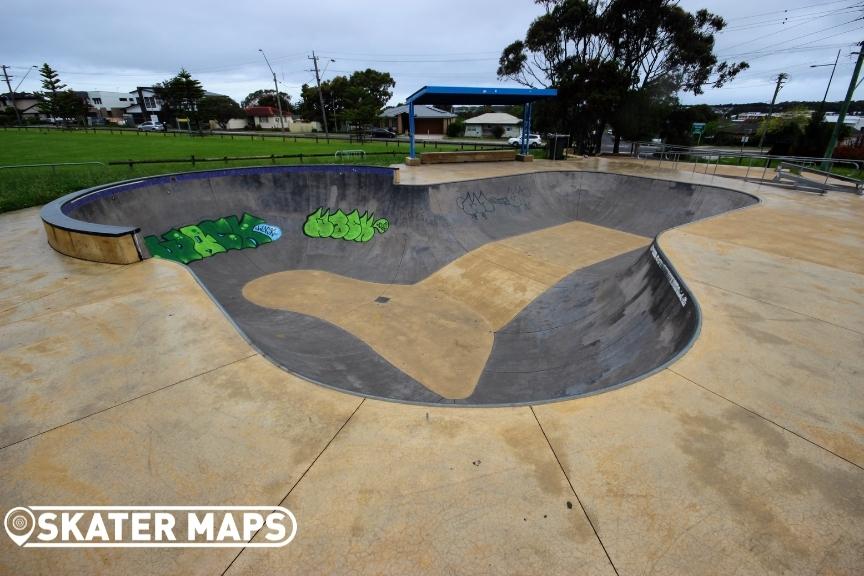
[379,104,455,135]
[125,87,164,124]
[245,106,293,130]
[0,92,44,120]
[81,91,135,124]
[464,112,521,138]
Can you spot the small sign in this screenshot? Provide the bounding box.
[691,122,706,135]
[741,136,749,143]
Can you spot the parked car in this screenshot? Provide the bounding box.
[368,127,396,138]
[138,121,166,132]
[507,134,544,147]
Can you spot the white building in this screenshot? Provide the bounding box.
[125,87,164,123]
[464,112,521,138]
[824,113,864,131]
[82,91,137,125]
[84,91,135,109]
[245,106,293,130]
[731,112,769,122]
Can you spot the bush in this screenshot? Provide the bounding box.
[446,119,465,138]
[491,125,505,139]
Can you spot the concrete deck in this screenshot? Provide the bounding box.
[1,158,862,575]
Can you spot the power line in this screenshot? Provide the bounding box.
[725,0,860,23]
[723,4,862,31]
[720,9,854,52]
[720,17,864,58]
[720,34,862,60]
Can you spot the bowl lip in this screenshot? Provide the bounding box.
[39,164,396,237]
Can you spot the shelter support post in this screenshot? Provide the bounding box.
[523,102,533,156]
[409,103,416,159]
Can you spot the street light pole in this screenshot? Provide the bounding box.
[811,49,841,118]
[258,49,286,135]
[823,42,864,170]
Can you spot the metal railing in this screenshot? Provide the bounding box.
[0,124,516,150]
[0,161,106,170]
[633,142,862,182]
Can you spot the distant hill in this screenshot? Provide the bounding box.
[706,101,864,115]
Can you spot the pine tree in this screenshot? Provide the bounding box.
[37,63,67,119]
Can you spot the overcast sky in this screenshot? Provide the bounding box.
[1,0,861,108]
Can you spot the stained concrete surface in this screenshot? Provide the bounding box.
[225,401,617,576]
[1,159,863,575]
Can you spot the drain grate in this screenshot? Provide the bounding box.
[374,296,390,304]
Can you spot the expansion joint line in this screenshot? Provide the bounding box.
[530,406,621,576]
[0,352,257,452]
[220,397,366,576]
[669,368,864,473]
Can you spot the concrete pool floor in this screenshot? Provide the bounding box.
[0,158,862,575]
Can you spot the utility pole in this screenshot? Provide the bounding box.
[757,73,788,153]
[1,65,22,124]
[258,49,286,135]
[823,42,864,170]
[308,51,329,138]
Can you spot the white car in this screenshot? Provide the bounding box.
[138,121,166,132]
[508,134,544,147]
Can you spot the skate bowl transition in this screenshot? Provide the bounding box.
[41,165,757,405]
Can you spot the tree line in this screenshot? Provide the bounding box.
[4,64,395,130]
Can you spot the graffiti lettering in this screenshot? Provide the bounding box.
[458,191,528,219]
[650,244,688,307]
[303,208,389,242]
[144,213,281,264]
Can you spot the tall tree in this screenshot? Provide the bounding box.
[154,69,205,125]
[498,0,747,152]
[242,89,292,112]
[298,68,394,129]
[37,63,66,119]
[198,95,243,129]
[55,91,88,124]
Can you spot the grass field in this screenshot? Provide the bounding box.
[0,128,509,213]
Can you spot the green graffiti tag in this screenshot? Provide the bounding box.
[144,213,281,264]
[303,208,389,242]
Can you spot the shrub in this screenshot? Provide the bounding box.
[491,125,505,139]
[446,119,465,138]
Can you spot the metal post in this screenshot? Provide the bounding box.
[519,102,531,156]
[408,102,416,159]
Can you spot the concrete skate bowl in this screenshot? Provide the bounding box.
[42,165,757,405]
